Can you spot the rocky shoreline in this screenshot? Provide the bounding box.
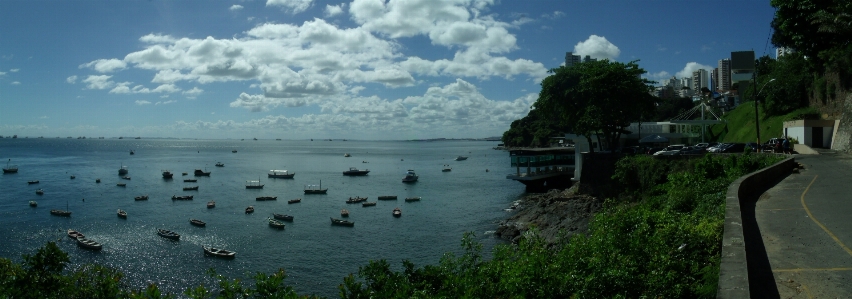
[495,184,602,244]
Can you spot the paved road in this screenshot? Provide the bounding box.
[753,151,852,298]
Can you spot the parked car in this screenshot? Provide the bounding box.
[653,144,686,155]
[707,143,729,153]
[678,146,706,155]
[721,143,747,153]
[762,138,783,152]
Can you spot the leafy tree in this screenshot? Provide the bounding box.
[743,54,813,116]
[532,60,656,152]
[501,108,561,147]
[771,0,852,72]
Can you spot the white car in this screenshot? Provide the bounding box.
[653,144,685,155]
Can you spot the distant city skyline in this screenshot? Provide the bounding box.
[0,0,777,140]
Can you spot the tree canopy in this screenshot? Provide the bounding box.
[532,60,656,151]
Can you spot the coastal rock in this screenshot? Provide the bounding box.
[496,185,602,245]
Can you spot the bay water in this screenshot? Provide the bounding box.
[0,138,523,296]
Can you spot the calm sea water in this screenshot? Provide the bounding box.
[0,138,523,297]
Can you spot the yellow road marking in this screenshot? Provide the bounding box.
[801,175,852,257]
[773,267,852,272]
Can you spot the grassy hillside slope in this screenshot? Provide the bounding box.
[708,104,819,143]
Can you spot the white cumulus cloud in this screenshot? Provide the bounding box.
[230,5,244,11]
[573,35,620,60]
[66,75,77,84]
[83,75,114,90]
[80,59,127,73]
[325,4,344,17]
[135,100,152,105]
[267,0,312,13]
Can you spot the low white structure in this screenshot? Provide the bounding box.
[783,120,838,148]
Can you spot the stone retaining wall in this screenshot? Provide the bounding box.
[716,156,795,298]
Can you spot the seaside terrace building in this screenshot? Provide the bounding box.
[506,147,575,192]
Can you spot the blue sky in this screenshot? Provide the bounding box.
[0,0,777,140]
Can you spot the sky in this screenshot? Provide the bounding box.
[0,0,778,140]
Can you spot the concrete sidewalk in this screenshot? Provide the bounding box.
[751,152,852,298]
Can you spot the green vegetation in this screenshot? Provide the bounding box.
[1,154,785,298]
[708,104,820,143]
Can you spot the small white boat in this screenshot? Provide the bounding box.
[203,246,235,258]
[67,229,84,239]
[35,188,44,195]
[29,200,37,207]
[402,170,418,183]
[207,201,216,208]
[393,207,402,217]
[76,236,103,250]
[117,209,127,218]
[454,156,468,161]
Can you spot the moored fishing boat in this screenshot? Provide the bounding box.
[117,183,126,187]
[190,219,206,226]
[346,196,367,204]
[362,202,377,207]
[194,169,210,176]
[172,195,193,200]
[342,167,370,176]
[2,159,18,173]
[304,181,328,194]
[331,217,354,227]
[29,200,37,207]
[117,209,127,218]
[207,201,215,208]
[183,186,199,191]
[267,170,295,178]
[273,213,294,221]
[35,189,44,195]
[28,180,39,184]
[184,179,197,183]
[267,218,285,229]
[157,229,180,240]
[203,246,235,259]
[454,156,468,161]
[256,196,277,201]
[245,206,254,214]
[118,165,128,175]
[288,198,301,204]
[245,180,264,189]
[134,195,148,201]
[378,195,397,200]
[405,197,421,202]
[121,176,131,180]
[393,207,401,217]
[50,209,71,216]
[162,170,174,179]
[215,162,224,167]
[340,209,349,217]
[76,236,103,250]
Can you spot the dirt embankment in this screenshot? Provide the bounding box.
[495,185,602,244]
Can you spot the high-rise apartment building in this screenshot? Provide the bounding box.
[565,52,581,67]
[692,69,709,93]
[717,58,731,91]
